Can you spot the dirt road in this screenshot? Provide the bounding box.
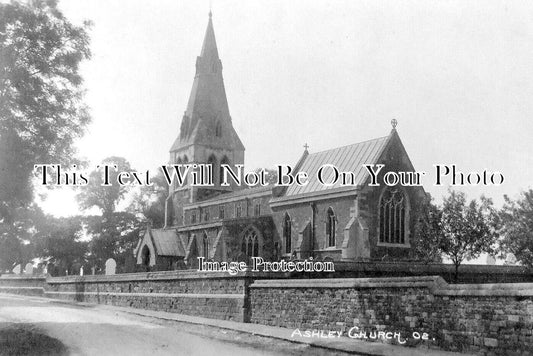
[0,294,323,356]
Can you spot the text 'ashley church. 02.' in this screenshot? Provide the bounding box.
[133,13,427,271]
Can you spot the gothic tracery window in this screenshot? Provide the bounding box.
[241,228,260,258]
[379,188,407,244]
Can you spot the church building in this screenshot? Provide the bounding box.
[134,13,427,271]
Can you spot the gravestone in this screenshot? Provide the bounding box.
[12,264,21,274]
[24,263,33,275]
[105,258,116,275]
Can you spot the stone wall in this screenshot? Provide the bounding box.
[331,261,533,284]
[250,276,533,355]
[2,270,533,354]
[0,275,46,296]
[45,270,251,322]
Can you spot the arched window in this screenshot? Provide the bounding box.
[253,235,259,257]
[326,207,336,247]
[207,154,217,185]
[188,235,199,269]
[215,121,222,137]
[220,156,230,185]
[241,227,260,258]
[379,188,407,244]
[141,245,150,267]
[203,233,209,258]
[283,213,292,254]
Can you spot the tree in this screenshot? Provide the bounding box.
[0,0,91,268]
[0,0,91,204]
[411,195,443,263]
[77,157,142,272]
[84,212,140,273]
[129,170,168,229]
[77,157,132,215]
[439,190,498,281]
[32,215,88,276]
[0,204,45,273]
[499,189,533,267]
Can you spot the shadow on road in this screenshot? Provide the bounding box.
[0,323,68,356]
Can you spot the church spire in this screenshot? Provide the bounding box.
[200,11,219,63]
[170,12,244,153]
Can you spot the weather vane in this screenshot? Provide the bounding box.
[391,119,398,129]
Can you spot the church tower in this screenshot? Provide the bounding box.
[166,12,245,227]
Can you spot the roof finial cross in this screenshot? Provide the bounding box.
[303,143,309,151]
[391,119,398,129]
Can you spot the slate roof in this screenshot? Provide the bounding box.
[150,229,185,257]
[284,135,390,197]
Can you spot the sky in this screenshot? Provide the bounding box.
[38,0,533,216]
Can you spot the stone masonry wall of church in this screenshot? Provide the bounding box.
[223,216,278,261]
[272,196,355,260]
[357,137,426,261]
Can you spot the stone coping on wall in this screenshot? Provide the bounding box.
[46,270,269,284]
[251,276,533,296]
[434,282,533,296]
[0,275,46,280]
[44,291,245,299]
[251,276,445,289]
[0,286,44,291]
[333,261,531,274]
